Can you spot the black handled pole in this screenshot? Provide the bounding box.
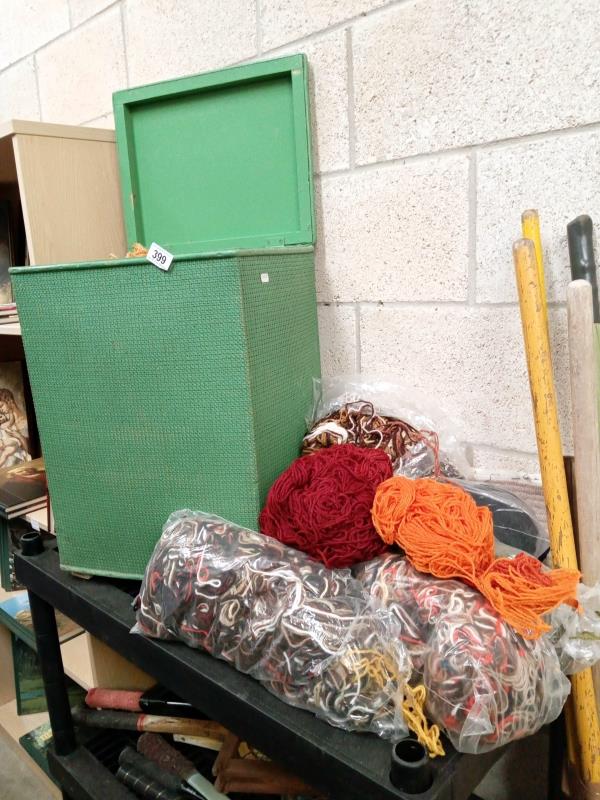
[567,214,599,322]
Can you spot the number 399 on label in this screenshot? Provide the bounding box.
[146,242,174,271]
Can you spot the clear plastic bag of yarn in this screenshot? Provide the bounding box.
[548,581,600,674]
[355,554,569,754]
[451,480,550,561]
[304,374,471,479]
[133,510,411,740]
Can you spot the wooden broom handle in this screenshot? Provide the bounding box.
[514,239,600,787]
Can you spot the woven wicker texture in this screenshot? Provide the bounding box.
[12,250,319,577]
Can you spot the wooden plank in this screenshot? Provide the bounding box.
[0,131,17,182]
[87,635,154,691]
[62,633,95,691]
[0,699,60,799]
[14,133,126,265]
[0,119,115,143]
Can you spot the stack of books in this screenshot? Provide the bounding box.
[0,458,47,519]
[0,302,18,324]
[0,459,53,591]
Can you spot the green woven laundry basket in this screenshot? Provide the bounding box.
[11,249,319,577]
[10,55,320,578]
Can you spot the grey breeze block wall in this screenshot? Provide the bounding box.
[2,0,599,480]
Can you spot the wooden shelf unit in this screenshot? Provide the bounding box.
[0,118,134,788]
[0,119,126,268]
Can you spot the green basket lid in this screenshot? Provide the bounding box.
[113,55,315,254]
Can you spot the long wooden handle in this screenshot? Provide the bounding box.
[522,210,549,334]
[212,732,241,776]
[217,761,318,796]
[223,759,315,786]
[568,280,600,585]
[72,706,227,739]
[514,239,600,787]
[567,280,600,715]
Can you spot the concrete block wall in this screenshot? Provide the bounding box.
[1,0,599,479]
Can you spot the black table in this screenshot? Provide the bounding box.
[16,544,511,800]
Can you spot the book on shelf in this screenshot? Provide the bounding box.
[0,591,82,650]
[0,457,47,518]
[0,363,31,470]
[19,722,56,782]
[0,303,17,314]
[12,636,86,716]
[0,315,19,324]
[12,636,46,715]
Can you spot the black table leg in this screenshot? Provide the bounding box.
[548,713,566,800]
[27,586,76,755]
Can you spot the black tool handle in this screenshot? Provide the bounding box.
[117,764,185,800]
[119,746,183,793]
[140,686,205,719]
[567,215,599,322]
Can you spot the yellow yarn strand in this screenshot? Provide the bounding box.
[340,650,444,758]
[403,685,445,758]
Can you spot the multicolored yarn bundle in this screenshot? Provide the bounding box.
[259,444,392,568]
[371,476,580,639]
[302,400,433,463]
[356,555,570,754]
[135,511,410,739]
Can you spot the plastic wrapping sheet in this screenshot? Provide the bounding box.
[455,480,550,560]
[304,375,470,478]
[134,511,411,739]
[549,581,600,674]
[356,554,569,754]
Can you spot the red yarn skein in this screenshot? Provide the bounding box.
[259,444,392,568]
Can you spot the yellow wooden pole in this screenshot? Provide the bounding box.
[513,238,600,792]
[521,210,549,335]
[520,211,584,784]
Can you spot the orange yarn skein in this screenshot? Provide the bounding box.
[371,476,579,639]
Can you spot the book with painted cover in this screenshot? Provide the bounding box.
[0,363,31,469]
[0,591,82,650]
[0,457,46,518]
[19,722,55,781]
[12,636,86,716]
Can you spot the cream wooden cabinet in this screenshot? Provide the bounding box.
[0,119,127,266]
[0,120,145,795]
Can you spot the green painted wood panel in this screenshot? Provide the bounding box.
[113,55,315,253]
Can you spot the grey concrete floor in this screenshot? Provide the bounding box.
[0,739,56,800]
